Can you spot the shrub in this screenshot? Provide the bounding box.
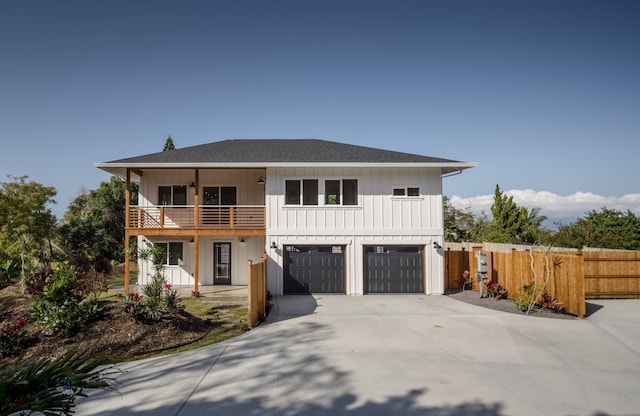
[142,273,165,320]
[539,292,565,312]
[0,349,117,416]
[0,259,19,289]
[457,270,473,291]
[25,263,53,295]
[30,263,102,336]
[163,283,183,311]
[485,281,509,300]
[71,256,92,275]
[513,282,536,312]
[78,270,107,302]
[513,281,566,313]
[123,292,145,321]
[0,313,27,357]
[125,276,183,322]
[94,257,112,275]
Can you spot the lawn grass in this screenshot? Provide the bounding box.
[155,305,249,357]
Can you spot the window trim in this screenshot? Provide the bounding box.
[154,242,184,266]
[392,186,421,198]
[302,179,318,206]
[158,185,188,206]
[203,186,237,206]
[285,180,301,205]
[284,177,360,207]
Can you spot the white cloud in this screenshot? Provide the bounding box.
[449,189,640,225]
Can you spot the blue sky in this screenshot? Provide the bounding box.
[1,0,639,223]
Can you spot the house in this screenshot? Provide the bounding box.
[95,139,476,295]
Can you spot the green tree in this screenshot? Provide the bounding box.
[469,212,492,243]
[443,196,475,242]
[0,176,57,263]
[58,176,126,262]
[486,185,547,244]
[519,206,548,244]
[551,207,640,250]
[163,135,175,151]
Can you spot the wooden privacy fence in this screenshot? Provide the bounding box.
[490,250,585,318]
[445,243,640,318]
[247,250,268,329]
[583,249,640,299]
[445,243,587,317]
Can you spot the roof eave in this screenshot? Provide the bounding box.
[94,161,478,178]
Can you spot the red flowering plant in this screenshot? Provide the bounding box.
[128,293,142,302]
[1,313,28,357]
[122,292,145,321]
[162,282,183,312]
[458,270,473,291]
[485,281,509,300]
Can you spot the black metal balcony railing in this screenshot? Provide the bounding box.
[128,205,266,229]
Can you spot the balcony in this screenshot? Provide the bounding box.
[127,205,266,234]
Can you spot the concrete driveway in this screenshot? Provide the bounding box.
[77,295,640,416]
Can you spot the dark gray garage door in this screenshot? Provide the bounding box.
[364,246,424,293]
[283,245,345,294]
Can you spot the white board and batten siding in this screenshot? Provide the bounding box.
[136,235,265,288]
[265,166,446,296]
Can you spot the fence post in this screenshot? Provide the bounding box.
[262,250,267,318]
[247,259,255,328]
[576,249,586,318]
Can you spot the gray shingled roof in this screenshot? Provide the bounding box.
[106,139,461,164]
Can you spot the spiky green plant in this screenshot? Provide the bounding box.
[0,349,118,415]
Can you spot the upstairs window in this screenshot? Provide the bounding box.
[407,187,420,197]
[158,185,187,205]
[325,179,358,205]
[285,180,319,205]
[303,180,318,205]
[393,187,420,197]
[285,180,300,205]
[325,180,341,205]
[343,179,358,205]
[286,178,358,206]
[203,186,237,205]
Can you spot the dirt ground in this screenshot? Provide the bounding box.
[0,283,246,363]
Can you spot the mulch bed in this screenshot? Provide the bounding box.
[446,289,577,320]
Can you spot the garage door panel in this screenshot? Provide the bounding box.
[365,247,424,294]
[284,246,345,294]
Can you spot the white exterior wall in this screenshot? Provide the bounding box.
[136,235,265,287]
[264,166,445,295]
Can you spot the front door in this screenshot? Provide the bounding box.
[214,242,232,285]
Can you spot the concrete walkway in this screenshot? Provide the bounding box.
[77,295,640,416]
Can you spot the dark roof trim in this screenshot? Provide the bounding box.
[95,139,477,176]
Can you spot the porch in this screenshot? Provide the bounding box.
[177,285,249,307]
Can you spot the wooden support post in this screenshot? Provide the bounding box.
[124,169,131,294]
[124,233,130,294]
[194,234,199,294]
[194,169,199,228]
[247,259,253,327]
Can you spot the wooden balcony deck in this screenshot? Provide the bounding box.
[127,205,266,235]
